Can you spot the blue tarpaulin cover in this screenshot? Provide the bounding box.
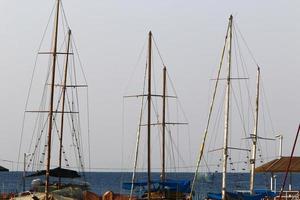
[122,179,191,193]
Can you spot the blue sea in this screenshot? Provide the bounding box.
[0,172,299,199]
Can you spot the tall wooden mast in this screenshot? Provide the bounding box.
[161,66,167,182]
[250,67,260,194]
[58,29,72,187]
[222,15,233,200]
[147,31,152,200]
[45,0,60,198]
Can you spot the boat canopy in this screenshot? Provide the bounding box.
[0,165,9,171]
[26,167,81,178]
[255,156,300,173]
[122,179,191,193]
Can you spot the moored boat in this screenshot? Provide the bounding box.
[102,31,191,200]
[14,0,93,199]
[190,15,277,200]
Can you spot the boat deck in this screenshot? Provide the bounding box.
[273,191,300,200]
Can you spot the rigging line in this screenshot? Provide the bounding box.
[76,90,85,171]
[129,98,146,198]
[191,20,231,195]
[232,26,252,137]
[27,60,50,167]
[164,88,170,172]
[86,88,91,173]
[150,95,164,129]
[52,113,71,167]
[166,71,189,123]
[170,90,192,168]
[176,98,180,173]
[256,140,263,163]
[165,121,187,173]
[62,146,70,167]
[260,98,269,159]
[124,37,147,95]
[208,86,226,156]
[152,36,166,67]
[29,12,65,167]
[64,51,83,144]
[151,47,160,129]
[64,39,90,172]
[234,34,258,161]
[166,95,173,172]
[28,65,54,167]
[149,96,164,167]
[129,60,148,199]
[26,161,86,171]
[208,157,264,167]
[232,23,251,79]
[17,2,56,171]
[71,35,88,85]
[27,93,47,156]
[168,129,177,173]
[230,85,250,139]
[120,98,125,192]
[260,79,275,134]
[60,1,70,30]
[40,122,48,168]
[33,86,48,169]
[167,126,188,169]
[157,113,163,171]
[187,123,192,170]
[232,28,252,77]
[7,157,279,171]
[28,117,49,168]
[69,43,86,174]
[202,157,211,172]
[66,93,82,172]
[61,11,67,48]
[233,25,255,127]
[260,81,277,161]
[233,22,259,66]
[68,65,82,174]
[232,32,248,139]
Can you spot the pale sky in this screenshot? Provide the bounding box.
[0,0,299,172]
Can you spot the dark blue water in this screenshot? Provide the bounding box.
[0,172,299,199]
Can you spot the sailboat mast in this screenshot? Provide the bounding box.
[222,15,233,200]
[45,0,60,198]
[58,29,72,186]
[161,66,167,182]
[190,20,230,197]
[250,67,260,194]
[147,31,152,200]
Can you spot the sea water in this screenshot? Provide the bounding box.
[0,172,299,199]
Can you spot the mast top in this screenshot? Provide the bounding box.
[229,15,233,20]
[148,31,152,36]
